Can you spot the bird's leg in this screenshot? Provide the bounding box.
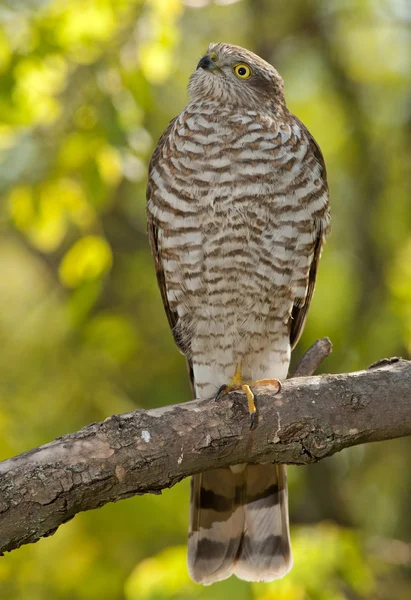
[215,362,242,399]
[215,362,276,430]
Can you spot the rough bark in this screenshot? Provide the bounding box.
[0,340,410,556]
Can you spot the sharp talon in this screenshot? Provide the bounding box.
[215,384,228,401]
[250,410,257,431]
[276,380,282,395]
[242,384,257,429]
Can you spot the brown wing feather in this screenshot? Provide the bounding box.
[146,117,188,355]
[289,119,330,349]
[147,215,194,378]
[289,228,324,349]
[146,217,182,346]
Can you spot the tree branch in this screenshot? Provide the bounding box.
[0,340,410,556]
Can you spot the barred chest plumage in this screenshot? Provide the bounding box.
[147,100,328,395]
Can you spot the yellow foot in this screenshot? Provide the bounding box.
[243,384,257,431]
[249,378,282,393]
[215,366,281,431]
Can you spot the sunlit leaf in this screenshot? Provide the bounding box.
[0,29,11,74]
[96,145,123,186]
[59,235,113,287]
[253,524,375,600]
[125,545,192,600]
[13,55,67,124]
[125,544,251,600]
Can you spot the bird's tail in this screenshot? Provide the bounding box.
[188,463,292,585]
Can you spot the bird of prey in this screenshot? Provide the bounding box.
[146,42,330,585]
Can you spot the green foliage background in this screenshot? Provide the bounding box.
[0,0,410,598]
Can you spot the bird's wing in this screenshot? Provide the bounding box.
[146,117,187,355]
[289,121,330,350]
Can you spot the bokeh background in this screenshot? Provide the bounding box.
[0,0,410,598]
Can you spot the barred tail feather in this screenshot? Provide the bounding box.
[234,464,293,581]
[188,464,292,585]
[188,468,244,584]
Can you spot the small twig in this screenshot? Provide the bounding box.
[366,536,411,567]
[291,337,333,377]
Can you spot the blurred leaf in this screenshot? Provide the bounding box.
[125,544,251,600]
[125,545,193,600]
[59,235,113,287]
[83,312,139,364]
[96,144,123,186]
[253,524,375,600]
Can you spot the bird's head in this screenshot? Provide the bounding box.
[188,42,285,112]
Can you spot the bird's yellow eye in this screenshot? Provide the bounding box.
[233,63,252,79]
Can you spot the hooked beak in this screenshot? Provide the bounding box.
[196,54,218,72]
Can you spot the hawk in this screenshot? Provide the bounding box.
[146,42,330,585]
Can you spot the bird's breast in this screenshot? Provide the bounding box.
[149,105,319,351]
